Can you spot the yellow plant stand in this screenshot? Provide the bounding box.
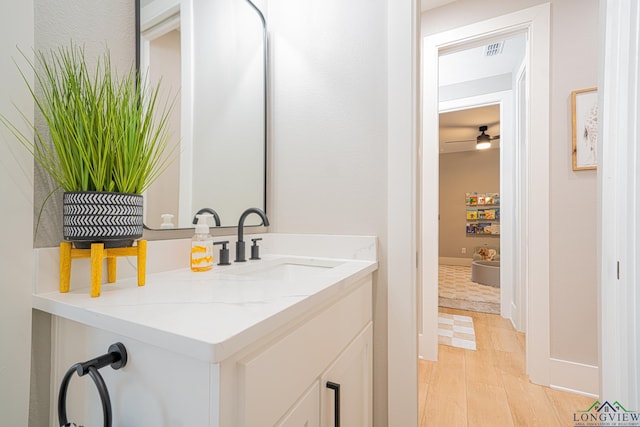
[59,240,147,298]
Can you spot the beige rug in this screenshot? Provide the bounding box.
[438,296,500,315]
[438,312,476,350]
[438,264,500,314]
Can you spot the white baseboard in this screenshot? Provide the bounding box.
[501,300,512,324]
[509,302,518,329]
[438,257,472,266]
[549,358,599,397]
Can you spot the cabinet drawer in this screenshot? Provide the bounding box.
[238,277,372,426]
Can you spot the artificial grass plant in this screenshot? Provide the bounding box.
[1,43,176,195]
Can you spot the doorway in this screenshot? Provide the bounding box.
[435,32,525,322]
[420,4,551,386]
[438,104,502,316]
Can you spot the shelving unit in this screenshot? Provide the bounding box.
[465,192,500,236]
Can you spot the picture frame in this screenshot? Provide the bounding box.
[571,87,598,170]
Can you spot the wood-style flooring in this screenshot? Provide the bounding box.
[419,307,595,426]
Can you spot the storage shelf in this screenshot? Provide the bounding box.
[465,192,500,236]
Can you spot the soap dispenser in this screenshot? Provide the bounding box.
[160,213,175,229]
[191,214,214,272]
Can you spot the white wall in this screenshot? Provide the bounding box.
[267,1,388,236]
[423,0,599,372]
[423,0,544,34]
[0,1,34,424]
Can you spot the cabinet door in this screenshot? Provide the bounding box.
[278,382,320,427]
[238,279,372,426]
[320,324,372,427]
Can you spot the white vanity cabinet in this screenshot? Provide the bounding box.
[319,325,372,426]
[45,271,373,427]
[276,324,372,427]
[279,382,321,426]
[224,276,372,426]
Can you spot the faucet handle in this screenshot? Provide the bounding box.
[214,241,231,265]
[250,238,263,260]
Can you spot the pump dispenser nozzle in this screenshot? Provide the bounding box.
[195,214,213,234]
[160,214,175,229]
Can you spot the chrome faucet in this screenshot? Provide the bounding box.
[192,208,221,227]
[235,208,269,262]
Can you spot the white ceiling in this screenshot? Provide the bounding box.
[439,104,500,153]
[436,33,526,153]
[439,34,526,87]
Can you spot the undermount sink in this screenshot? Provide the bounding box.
[229,258,343,281]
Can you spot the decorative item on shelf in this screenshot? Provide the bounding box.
[1,43,176,295]
[466,192,479,205]
[465,192,500,236]
[2,43,175,245]
[63,192,144,249]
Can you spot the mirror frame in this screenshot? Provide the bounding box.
[136,0,269,237]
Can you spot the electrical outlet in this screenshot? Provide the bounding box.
[461,248,466,254]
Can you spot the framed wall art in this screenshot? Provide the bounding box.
[571,87,598,170]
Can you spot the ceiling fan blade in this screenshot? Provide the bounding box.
[443,139,476,144]
[489,135,500,140]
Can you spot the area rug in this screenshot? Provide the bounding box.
[439,296,500,315]
[438,264,500,314]
[438,312,476,350]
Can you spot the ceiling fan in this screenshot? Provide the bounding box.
[443,125,500,150]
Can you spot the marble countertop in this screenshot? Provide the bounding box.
[33,253,377,363]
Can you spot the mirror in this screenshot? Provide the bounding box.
[138,0,267,229]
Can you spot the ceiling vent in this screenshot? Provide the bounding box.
[485,41,504,57]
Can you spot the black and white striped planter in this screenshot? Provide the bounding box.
[63,192,144,248]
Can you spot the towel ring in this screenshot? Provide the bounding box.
[57,342,127,427]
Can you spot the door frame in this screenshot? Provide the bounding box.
[599,0,640,407]
[420,3,551,386]
[512,59,528,332]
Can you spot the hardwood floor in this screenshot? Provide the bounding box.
[419,308,594,426]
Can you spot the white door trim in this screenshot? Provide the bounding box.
[421,3,551,386]
[598,0,640,408]
[512,59,527,332]
[387,0,419,426]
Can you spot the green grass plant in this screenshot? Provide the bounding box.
[1,43,176,195]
